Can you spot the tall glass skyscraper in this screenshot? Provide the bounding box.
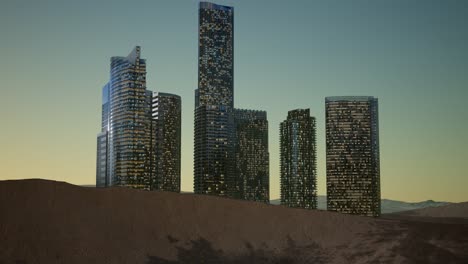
[233,109,269,203]
[194,2,234,196]
[152,92,182,192]
[280,109,317,209]
[196,2,234,108]
[108,46,151,189]
[325,96,380,217]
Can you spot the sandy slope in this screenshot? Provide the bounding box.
[1,179,467,264]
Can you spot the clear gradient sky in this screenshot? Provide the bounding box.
[1,0,467,202]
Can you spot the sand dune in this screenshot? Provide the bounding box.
[1,179,467,263]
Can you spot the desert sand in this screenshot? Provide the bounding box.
[1,179,467,263]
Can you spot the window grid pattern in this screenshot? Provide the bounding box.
[194,105,231,196]
[197,2,234,108]
[325,97,380,217]
[233,109,269,203]
[280,109,317,209]
[194,2,234,197]
[152,92,182,192]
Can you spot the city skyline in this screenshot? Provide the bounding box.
[1,0,468,202]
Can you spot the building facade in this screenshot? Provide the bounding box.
[196,1,234,108]
[96,132,108,187]
[152,92,182,192]
[233,109,269,203]
[194,105,232,195]
[280,109,317,209]
[96,83,110,187]
[325,96,380,217]
[194,2,234,196]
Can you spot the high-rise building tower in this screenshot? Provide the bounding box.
[194,2,234,196]
[108,46,151,189]
[325,96,380,217]
[96,83,110,187]
[280,109,317,209]
[152,92,182,192]
[196,2,234,108]
[233,109,269,203]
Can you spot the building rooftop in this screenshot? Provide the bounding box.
[325,96,377,102]
[111,46,144,65]
[200,2,233,12]
[287,108,312,120]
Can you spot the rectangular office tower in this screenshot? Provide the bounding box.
[194,105,232,195]
[107,46,152,189]
[151,92,182,192]
[325,96,380,217]
[232,109,269,203]
[194,2,234,196]
[196,2,234,108]
[280,109,317,209]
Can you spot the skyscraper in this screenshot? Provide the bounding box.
[96,83,110,187]
[194,2,234,196]
[280,109,317,209]
[325,96,380,217]
[194,105,232,195]
[107,46,151,189]
[152,92,182,192]
[233,109,269,203]
[196,2,234,108]
[96,46,183,192]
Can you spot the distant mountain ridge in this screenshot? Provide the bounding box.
[269,196,451,214]
[380,199,451,214]
[390,201,468,218]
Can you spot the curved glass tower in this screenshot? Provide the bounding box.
[152,92,182,192]
[280,109,317,209]
[108,46,151,189]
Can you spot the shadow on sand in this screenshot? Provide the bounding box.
[147,236,328,264]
